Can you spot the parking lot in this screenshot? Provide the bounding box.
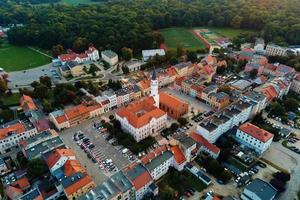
[60,119,133,185]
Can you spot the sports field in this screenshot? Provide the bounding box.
[0,41,51,72]
[198,27,256,39]
[160,27,206,50]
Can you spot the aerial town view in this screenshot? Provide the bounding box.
[0,0,300,200]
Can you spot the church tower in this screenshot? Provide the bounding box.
[150,68,159,108]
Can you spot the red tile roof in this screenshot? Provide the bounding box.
[116,97,166,128]
[260,85,278,101]
[140,145,168,165]
[239,122,273,143]
[11,177,30,191]
[65,104,89,121]
[191,84,205,93]
[46,148,75,168]
[20,95,37,112]
[64,175,94,196]
[5,186,23,200]
[190,132,220,154]
[175,76,186,87]
[165,67,178,77]
[170,145,186,165]
[64,160,85,176]
[59,53,77,62]
[0,122,26,140]
[138,80,150,90]
[159,92,188,111]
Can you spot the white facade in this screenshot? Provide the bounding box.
[86,48,99,61]
[135,182,152,200]
[150,70,159,108]
[236,129,273,154]
[265,44,287,57]
[49,111,70,131]
[116,114,167,142]
[0,126,38,154]
[50,155,75,173]
[197,101,252,143]
[89,106,104,118]
[146,153,174,180]
[291,74,300,94]
[101,50,118,66]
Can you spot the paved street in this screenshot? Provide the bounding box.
[161,87,212,116]
[265,142,300,200]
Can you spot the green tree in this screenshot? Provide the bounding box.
[39,76,52,88]
[52,44,64,57]
[72,37,88,53]
[27,158,48,180]
[249,69,258,79]
[178,117,188,126]
[187,51,197,63]
[122,66,130,74]
[121,47,133,61]
[33,84,49,100]
[42,99,53,113]
[283,98,299,112]
[88,64,99,77]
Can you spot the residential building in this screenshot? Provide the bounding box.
[78,171,134,200]
[101,50,118,66]
[241,178,277,200]
[19,95,37,115]
[141,146,173,180]
[124,164,153,200]
[173,134,197,162]
[159,92,188,119]
[254,38,265,54]
[170,145,186,171]
[185,163,212,186]
[189,132,220,159]
[173,62,194,77]
[0,157,8,175]
[57,47,99,65]
[291,73,300,94]
[201,84,218,103]
[197,100,252,143]
[242,91,267,118]
[265,43,287,57]
[19,129,64,160]
[207,92,230,110]
[116,97,167,142]
[0,121,38,154]
[124,60,143,72]
[137,80,151,96]
[102,89,118,110]
[61,172,96,200]
[142,49,165,61]
[236,123,273,154]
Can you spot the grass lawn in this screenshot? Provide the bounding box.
[1,93,21,106]
[0,41,51,72]
[228,157,248,171]
[158,168,207,198]
[160,27,206,50]
[195,26,257,39]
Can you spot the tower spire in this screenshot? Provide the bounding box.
[151,67,157,80]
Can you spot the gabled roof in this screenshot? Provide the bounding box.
[165,67,178,77]
[244,178,277,200]
[159,92,188,110]
[46,148,75,169]
[116,97,166,128]
[63,160,85,176]
[65,104,89,120]
[138,80,150,90]
[62,172,94,196]
[124,164,152,190]
[260,85,278,101]
[11,177,30,191]
[0,122,26,140]
[20,95,37,112]
[239,123,273,143]
[170,145,186,165]
[190,132,220,154]
[5,186,23,200]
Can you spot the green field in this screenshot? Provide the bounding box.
[0,41,51,72]
[160,27,206,50]
[1,93,21,106]
[196,26,257,39]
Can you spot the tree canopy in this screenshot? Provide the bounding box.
[0,0,299,53]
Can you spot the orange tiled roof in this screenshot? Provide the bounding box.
[191,84,205,93]
[138,80,150,90]
[87,103,102,112]
[260,85,278,101]
[170,145,186,165]
[0,122,26,140]
[206,55,217,64]
[65,104,89,120]
[5,186,23,200]
[165,67,178,77]
[20,95,37,112]
[264,63,277,71]
[55,114,68,124]
[239,122,273,143]
[175,76,187,86]
[64,175,94,196]
[12,177,30,191]
[190,132,220,154]
[116,97,166,128]
[159,92,188,110]
[64,160,85,176]
[46,148,75,168]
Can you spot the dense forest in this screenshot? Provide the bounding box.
[10,0,60,4]
[1,0,300,52]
